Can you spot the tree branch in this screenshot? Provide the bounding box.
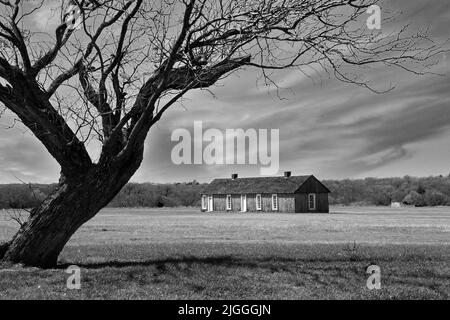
[31,23,72,76]
[113,55,250,162]
[0,79,93,176]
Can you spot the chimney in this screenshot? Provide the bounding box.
[284,171,291,178]
[231,173,238,180]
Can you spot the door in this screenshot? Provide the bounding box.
[207,195,213,212]
[241,194,247,212]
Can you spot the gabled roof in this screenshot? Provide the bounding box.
[203,175,317,194]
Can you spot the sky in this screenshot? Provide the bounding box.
[0,0,449,184]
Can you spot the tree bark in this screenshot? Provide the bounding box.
[1,148,144,268]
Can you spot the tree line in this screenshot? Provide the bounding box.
[324,175,450,206]
[1,175,450,210]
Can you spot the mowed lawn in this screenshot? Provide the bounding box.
[0,206,449,299]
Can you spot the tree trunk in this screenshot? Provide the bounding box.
[1,150,143,268]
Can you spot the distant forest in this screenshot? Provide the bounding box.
[1,175,450,209]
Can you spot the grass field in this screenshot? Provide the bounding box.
[0,206,449,299]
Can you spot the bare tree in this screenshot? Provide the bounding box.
[0,0,445,267]
[5,208,27,228]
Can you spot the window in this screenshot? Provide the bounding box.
[308,193,316,210]
[208,195,213,211]
[201,195,207,210]
[272,194,278,211]
[226,194,232,210]
[256,194,262,211]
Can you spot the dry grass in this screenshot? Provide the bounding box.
[0,206,449,299]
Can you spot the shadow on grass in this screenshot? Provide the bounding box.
[59,255,284,270]
[57,255,377,274]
